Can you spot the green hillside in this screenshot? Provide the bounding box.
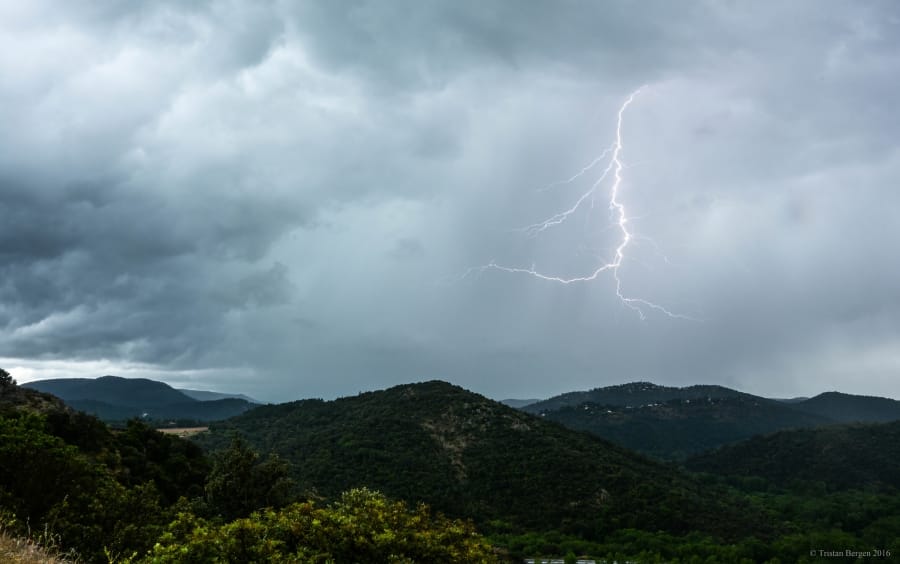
[523,382,751,414]
[67,397,254,422]
[24,376,195,407]
[0,376,210,561]
[791,391,900,423]
[522,382,900,460]
[23,376,256,423]
[541,396,832,460]
[197,380,764,540]
[4,369,900,563]
[1,371,493,563]
[686,421,900,492]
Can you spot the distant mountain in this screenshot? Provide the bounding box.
[523,381,751,414]
[771,397,809,403]
[23,376,256,422]
[25,376,194,407]
[686,421,900,492]
[790,391,900,423]
[196,380,767,540]
[499,398,540,408]
[65,397,255,422]
[519,382,900,460]
[540,395,833,460]
[178,389,261,404]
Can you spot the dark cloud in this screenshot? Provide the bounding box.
[2,1,899,402]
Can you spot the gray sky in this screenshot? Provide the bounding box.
[3,1,899,403]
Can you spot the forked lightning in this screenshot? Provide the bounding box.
[472,88,692,321]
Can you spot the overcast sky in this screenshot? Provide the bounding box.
[3,1,899,403]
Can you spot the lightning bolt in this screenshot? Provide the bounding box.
[471,87,694,321]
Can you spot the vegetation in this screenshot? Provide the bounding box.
[3,372,900,562]
[203,437,296,521]
[0,369,15,389]
[522,381,754,414]
[540,396,831,460]
[789,391,900,423]
[0,378,499,562]
[22,377,194,408]
[147,489,498,563]
[686,421,900,491]
[22,376,255,423]
[197,381,766,540]
[523,381,900,460]
[0,528,71,564]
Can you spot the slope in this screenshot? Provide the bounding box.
[541,395,833,460]
[523,381,751,414]
[24,376,195,408]
[791,391,900,423]
[23,376,255,423]
[178,389,261,403]
[523,382,837,459]
[686,421,900,492]
[197,380,765,540]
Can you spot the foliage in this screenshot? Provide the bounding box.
[494,516,900,564]
[204,437,295,521]
[0,368,15,388]
[686,421,900,491]
[790,391,900,423]
[522,382,752,414]
[114,419,210,504]
[3,372,899,562]
[144,488,499,563]
[0,383,210,562]
[0,414,168,562]
[22,376,254,423]
[197,381,764,540]
[540,396,832,460]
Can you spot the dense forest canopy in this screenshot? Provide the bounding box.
[2,373,900,562]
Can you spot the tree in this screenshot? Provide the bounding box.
[204,437,295,521]
[0,368,15,388]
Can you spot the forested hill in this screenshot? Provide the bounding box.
[178,389,261,403]
[197,380,766,540]
[517,382,900,460]
[686,421,900,491]
[522,381,751,414]
[540,396,833,460]
[0,376,70,415]
[0,376,211,562]
[25,376,194,407]
[789,391,900,423]
[23,376,256,422]
[1,372,499,563]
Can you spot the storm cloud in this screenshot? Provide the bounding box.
[3,1,899,402]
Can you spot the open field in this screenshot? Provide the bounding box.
[157,426,208,438]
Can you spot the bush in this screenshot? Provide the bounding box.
[146,488,498,563]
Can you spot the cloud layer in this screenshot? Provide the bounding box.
[3,1,899,401]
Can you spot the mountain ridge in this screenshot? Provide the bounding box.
[514,381,900,459]
[686,420,900,491]
[22,376,257,422]
[790,391,900,423]
[178,388,261,403]
[196,379,768,540]
[523,381,758,414]
[25,375,195,407]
